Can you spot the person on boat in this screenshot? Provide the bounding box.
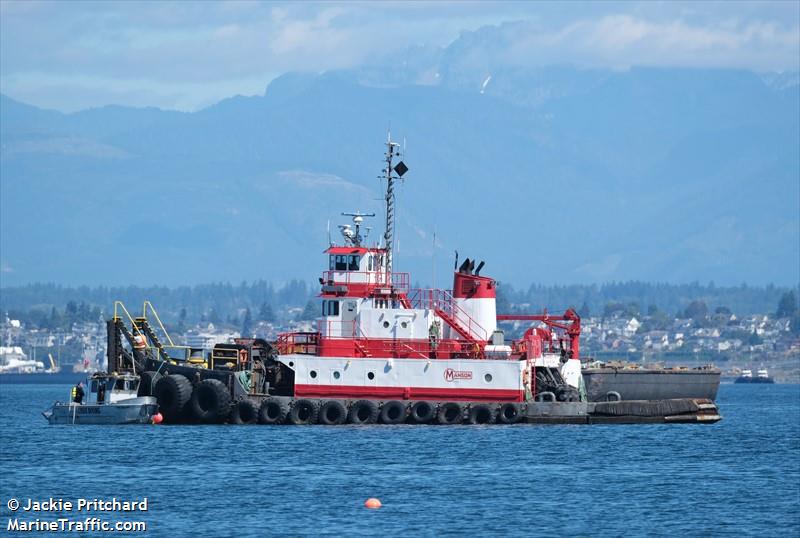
[133,333,147,355]
[71,382,85,404]
[429,320,441,357]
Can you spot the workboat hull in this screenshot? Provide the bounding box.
[43,397,158,425]
[582,368,721,402]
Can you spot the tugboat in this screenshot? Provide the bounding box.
[102,134,721,425]
[735,368,775,384]
[42,372,158,425]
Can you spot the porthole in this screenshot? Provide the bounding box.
[288,361,294,367]
[367,372,375,380]
[401,321,408,329]
[310,370,317,379]
[383,321,390,328]
[484,373,493,383]
[333,371,341,380]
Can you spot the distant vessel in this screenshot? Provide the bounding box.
[734,368,775,384]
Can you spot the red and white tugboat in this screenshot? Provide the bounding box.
[107,134,721,425]
[271,135,586,424]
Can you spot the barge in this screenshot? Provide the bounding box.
[102,135,720,426]
[582,364,721,402]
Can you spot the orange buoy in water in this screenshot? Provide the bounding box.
[152,413,163,424]
[364,498,381,509]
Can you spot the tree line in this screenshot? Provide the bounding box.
[1,280,797,331]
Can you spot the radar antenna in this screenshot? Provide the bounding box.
[339,211,375,247]
[382,131,408,274]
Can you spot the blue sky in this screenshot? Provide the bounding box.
[1,0,798,112]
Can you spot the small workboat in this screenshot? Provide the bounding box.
[42,372,158,425]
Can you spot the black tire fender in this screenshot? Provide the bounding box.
[190,378,231,423]
[318,400,348,425]
[230,399,259,425]
[259,399,289,425]
[138,371,162,397]
[498,402,524,424]
[535,391,556,403]
[467,403,496,425]
[436,402,463,425]
[288,399,319,425]
[347,400,379,424]
[410,401,436,424]
[154,374,192,423]
[379,401,407,424]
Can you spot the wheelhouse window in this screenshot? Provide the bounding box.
[330,253,362,271]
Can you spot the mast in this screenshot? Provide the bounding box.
[382,131,407,275]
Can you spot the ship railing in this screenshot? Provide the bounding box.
[112,301,192,365]
[407,289,488,341]
[321,270,410,294]
[276,332,320,355]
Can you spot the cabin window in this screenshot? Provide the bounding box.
[367,256,373,271]
[334,255,348,271]
[90,380,98,393]
[323,300,340,316]
[115,379,125,390]
[348,255,360,271]
[329,255,334,270]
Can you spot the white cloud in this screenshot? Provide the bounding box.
[504,15,799,71]
[1,1,797,111]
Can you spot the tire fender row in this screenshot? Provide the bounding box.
[150,372,528,425]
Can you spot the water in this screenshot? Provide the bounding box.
[1,384,798,537]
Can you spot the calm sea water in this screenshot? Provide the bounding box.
[0,383,798,537]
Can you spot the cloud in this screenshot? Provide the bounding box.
[538,15,799,70]
[1,1,797,111]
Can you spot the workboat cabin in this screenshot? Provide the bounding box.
[88,373,141,404]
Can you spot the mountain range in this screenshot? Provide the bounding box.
[1,39,798,288]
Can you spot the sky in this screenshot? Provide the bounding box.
[1,0,799,112]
